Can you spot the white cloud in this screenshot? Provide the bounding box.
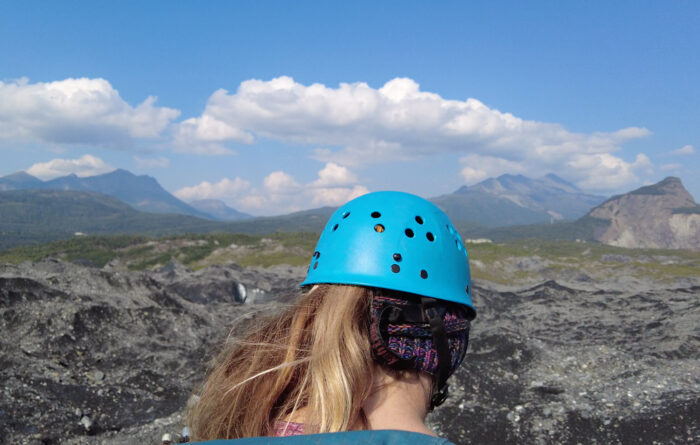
[568,153,653,191]
[309,185,369,207]
[0,78,180,147]
[311,162,358,187]
[175,163,368,215]
[180,76,652,191]
[670,144,695,156]
[173,177,251,202]
[263,171,301,193]
[134,156,170,169]
[173,114,250,155]
[26,154,115,180]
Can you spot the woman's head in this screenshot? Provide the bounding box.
[301,191,475,407]
[187,192,475,439]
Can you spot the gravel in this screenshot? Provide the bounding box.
[1,259,698,444]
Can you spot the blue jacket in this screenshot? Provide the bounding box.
[195,430,454,444]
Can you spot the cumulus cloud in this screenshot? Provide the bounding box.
[311,162,358,187]
[179,76,652,191]
[670,144,695,156]
[309,185,368,207]
[173,177,251,202]
[134,156,170,169]
[26,154,115,180]
[175,163,368,215]
[0,77,179,147]
[263,171,301,193]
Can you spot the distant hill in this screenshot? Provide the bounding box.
[0,169,249,220]
[586,177,699,250]
[0,189,226,250]
[0,190,333,250]
[468,177,700,251]
[468,174,606,220]
[222,206,336,234]
[42,169,214,218]
[431,174,605,227]
[188,199,252,221]
[0,172,43,191]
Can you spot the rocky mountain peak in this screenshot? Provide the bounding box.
[588,177,699,250]
[445,173,605,223]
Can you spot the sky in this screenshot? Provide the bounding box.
[1,0,698,215]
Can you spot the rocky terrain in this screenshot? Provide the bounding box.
[589,177,700,250]
[1,258,698,444]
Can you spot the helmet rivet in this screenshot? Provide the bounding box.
[420,270,428,279]
[405,228,414,238]
[371,211,381,218]
[393,253,402,262]
[415,216,423,224]
[426,232,435,242]
[374,224,385,233]
[391,264,400,273]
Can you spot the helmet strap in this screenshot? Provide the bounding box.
[421,297,452,411]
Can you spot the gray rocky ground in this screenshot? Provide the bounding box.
[1,259,698,444]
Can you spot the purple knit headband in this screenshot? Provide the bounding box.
[369,295,470,376]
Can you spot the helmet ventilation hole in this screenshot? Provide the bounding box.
[313,262,319,270]
[371,211,381,218]
[342,211,351,218]
[374,224,385,233]
[332,224,339,231]
[465,285,470,294]
[313,251,320,259]
[391,264,400,273]
[420,270,428,279]
[393,253,402,262]
[405,228,414,238]
[426,232,435,242]
[415,216,423,224]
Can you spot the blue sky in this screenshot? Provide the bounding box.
[1,0,698,215]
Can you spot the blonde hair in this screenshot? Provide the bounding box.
[186,284,376,440]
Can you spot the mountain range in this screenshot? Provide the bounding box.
[0,169,250,221]
[0,170,603,226]
[431,174,606,226]
[1,169,697,251]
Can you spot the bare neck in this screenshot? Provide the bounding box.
[360,367,436,437]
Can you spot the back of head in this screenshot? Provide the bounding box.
[187,191,475,440]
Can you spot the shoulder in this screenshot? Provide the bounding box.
[194,430,454,444]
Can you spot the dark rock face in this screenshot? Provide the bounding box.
[430,281,700,444]
[1,260,698,444]
[0,260,299,444]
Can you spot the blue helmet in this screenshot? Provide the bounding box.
[301,191,475,319]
